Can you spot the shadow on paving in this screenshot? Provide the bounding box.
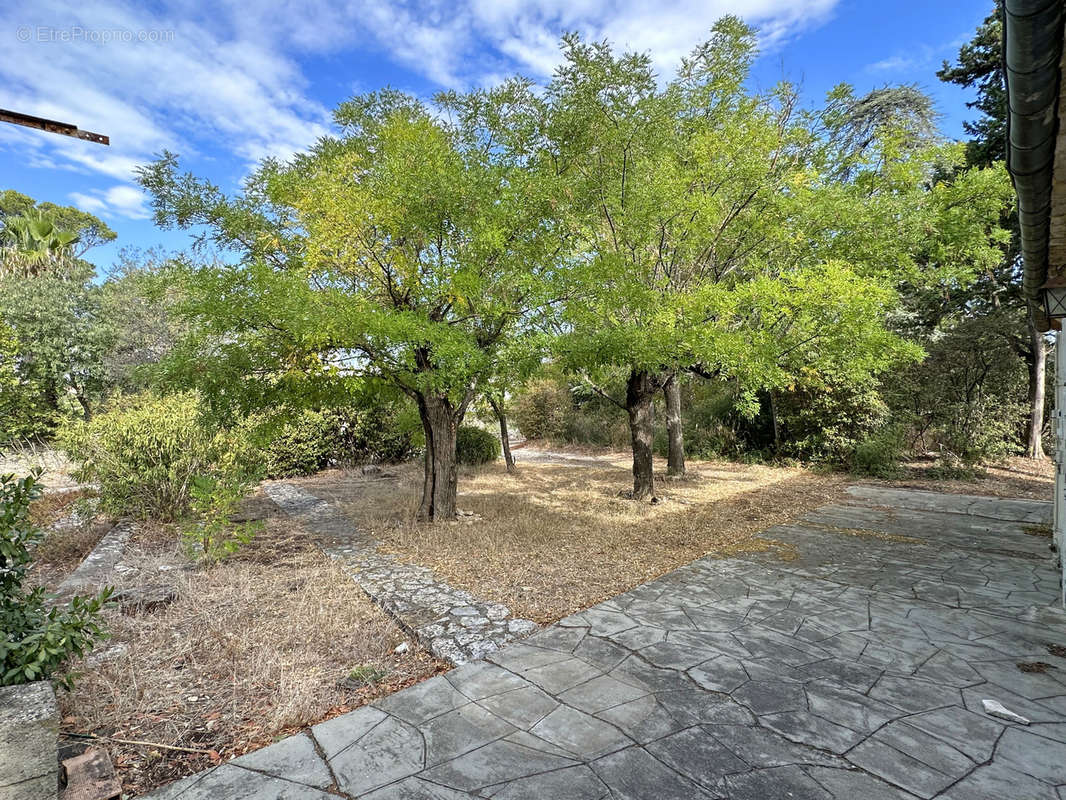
[146,485,1066,800]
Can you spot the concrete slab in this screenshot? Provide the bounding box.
[0,681,58,800]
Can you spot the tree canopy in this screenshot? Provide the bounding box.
[133,17,1015,513]
[139,83,566,519]
[541,19,1009,497]
[0,194,116,440]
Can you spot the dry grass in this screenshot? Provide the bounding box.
[512,443,1057,501]
[60,516,444,797]
[28,490,114,588]
[301,459,850,623]
[28,487,90,527]
[302,447,1055,625]
[49,445,1053,796]
[0,443,79,490]
[875,455,1054,500]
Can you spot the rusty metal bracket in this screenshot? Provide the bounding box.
[0,108,109,145]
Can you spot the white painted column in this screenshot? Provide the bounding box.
[1056,329,1066,607]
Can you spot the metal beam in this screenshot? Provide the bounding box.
[0,108,109,146]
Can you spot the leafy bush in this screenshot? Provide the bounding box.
[264,401,417,478]
[1,471,111,687]
[60,392,256,520]
[924,460,986,481]
[513,378,574,440]
[182,472,262,563]
[671,380,743,459]
[333,403,417,464]
[263,410,335,478]
[775,376,888,463]
[886,314,1028,465]
[934,394,1023,465]
[568,409,630,449]
[849,426,905,478]
[456,426,500,465]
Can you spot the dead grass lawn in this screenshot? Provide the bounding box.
[876,456,1054,500]
[29,490,114,588]
[0,444,79,490]
[303,460,850,623]
[60,515,443,797]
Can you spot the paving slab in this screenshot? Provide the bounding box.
[228,733,333,789]
[146,485,1066,799]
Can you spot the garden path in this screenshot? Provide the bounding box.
[263,482,538,665]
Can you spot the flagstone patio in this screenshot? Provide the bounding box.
[146,485,1066,799]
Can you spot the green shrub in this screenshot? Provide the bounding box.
[776,378,888,463]
[456,426,500,465]
[925,460,986,481]
[886,314,1028,466]
[264,402,417,478]
[513,378,574,440]
[334,403,417,464]
[849,426,905,478]
[567,404,630,449]
[182,472,262,563]
[934,394,1023,465]
[263,409,334,478]
[60,392,256,520]
[1,471,111,687]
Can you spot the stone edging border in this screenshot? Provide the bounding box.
[263,482,537,665]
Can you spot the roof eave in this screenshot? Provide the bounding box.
[1004,0,1066,332]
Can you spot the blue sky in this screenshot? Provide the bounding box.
[1,0,993,274]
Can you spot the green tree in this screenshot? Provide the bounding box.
[138,84,564,520]
[546,22,936,500]
[0,196,115,442]
[937,4,1006,168]
[937,2,1048,459]
[887,310,1029,464]
[0,189,116,262]
[98,247,187,392]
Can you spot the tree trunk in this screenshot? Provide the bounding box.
[73,383,92,420]
[626,369,658,501]
[663,373,685,477]
[769,390,780,453]
[489,395,515,473]
[416,394,459,521]
[1025,313,1047,459]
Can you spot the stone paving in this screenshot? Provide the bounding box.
[263,482,538,665]
[53,519,132,604]
[149,485,1066,799]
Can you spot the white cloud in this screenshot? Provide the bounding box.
[456,0,838,81]
[0,0,839,219]
[1,0,334,218]
[69,185,150,219]
[865,39,959,76]
[868,54,921,73]
[866,46,937,74]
